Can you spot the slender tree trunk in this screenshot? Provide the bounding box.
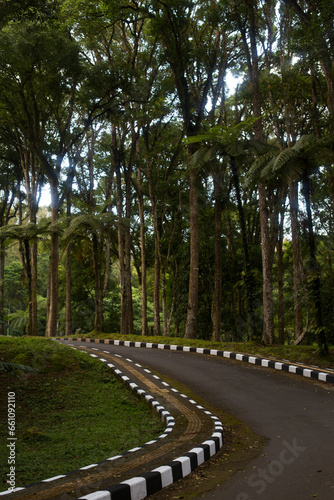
[321,61,334,134]
[116,163,133,336]
[116,164,126,336]
[185,165,199,339]
[124,167,133,335]
[46,180,59,337]
[225,207,238,337]
[277,194,286,344]
[151,195,161,336]
[288,179,303,340]
[103,229,111,299]
[113,124,133,336]
[92,233,103,332]
[230,156,257,339]
[259,182,274,344]
[137,165,148,336]
[235,0,274,344]
[147,155,161,336]
[30,241,38,335]
[133,126,147,335]
[167,294,175,337]
[65,160,76,337]
[161,269,168,336]
[24,239,32,335]
[65,216,72,338]
[212,171,223,342]
[302,170,328,355]
[65,243,72,336]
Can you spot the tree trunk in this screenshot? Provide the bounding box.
[30,241,38,335]
[277,194,286,344]
[46,180,59,337]
[161,269,168,336]
[146,154,161,336]
[185,165,199,339]
[230,156,256,339]
[259,182,274,344]
[116,164,126,336]
[225,207,238,337]
[302,170,328,355]
[137,166,148,336]
[24,239,32,335]
[124,166,133,335]
[116,163,133,336]
[92,233,103,332]
[235,0,274,344]
[113,124,133,336]
[65,242,72,336]
[212,170,223,342]
[65,160,76,337]
[288,179,303,340]
[151,196,161,336]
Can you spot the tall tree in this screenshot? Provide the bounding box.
[233,0,276,344]
[148,0,228,338]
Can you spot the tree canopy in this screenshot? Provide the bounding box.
[0,0,333,354]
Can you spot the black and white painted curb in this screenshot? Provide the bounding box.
[75,347,224,500]
[1,345,223,500]
[58,337,334,384]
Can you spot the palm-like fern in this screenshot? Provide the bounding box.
[245,134,334,188]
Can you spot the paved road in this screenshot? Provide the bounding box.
[61,340,334,500]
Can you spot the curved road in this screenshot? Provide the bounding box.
[60,340,334,500]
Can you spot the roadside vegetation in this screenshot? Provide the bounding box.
[0,337,164,491]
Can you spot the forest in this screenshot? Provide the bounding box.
[0,0,333,354]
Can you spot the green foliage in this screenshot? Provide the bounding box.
[0,337,164,488]
[0,0,333,347]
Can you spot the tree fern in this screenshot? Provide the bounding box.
[246,134,334,188]
[62,213,119,241]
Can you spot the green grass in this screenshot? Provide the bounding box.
[0,337,164,490]
[74,333,334,370]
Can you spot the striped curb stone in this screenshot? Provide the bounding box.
[76,349,224,500]
[1,344,223,500]
[56,337,334,384]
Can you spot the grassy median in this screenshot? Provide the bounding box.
[0,337,164,491]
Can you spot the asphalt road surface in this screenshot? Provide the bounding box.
[60,340,334,500]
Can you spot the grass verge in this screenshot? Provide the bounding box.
[0,337,164,491]
[73,333,334,370]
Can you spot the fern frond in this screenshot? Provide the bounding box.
[62,213,118,241]
[243,150,277,188]
[0,361,39,374]
[293,134,316,152]
[190,145,220,168]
